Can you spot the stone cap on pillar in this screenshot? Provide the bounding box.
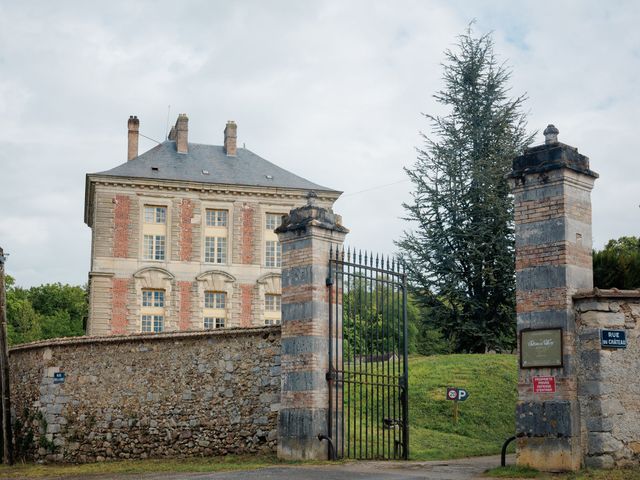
[275,191,349,234]
[507,125,598,180]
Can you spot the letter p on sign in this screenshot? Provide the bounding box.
[457,388,468,401]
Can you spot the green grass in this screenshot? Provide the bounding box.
[408,353,518,460]
[339,353,518,460]
[0,455,294,478]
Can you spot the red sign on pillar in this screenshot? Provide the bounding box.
[533,376,556,393]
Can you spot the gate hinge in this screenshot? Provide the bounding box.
[326,277,334,287]
[326,371,337,381]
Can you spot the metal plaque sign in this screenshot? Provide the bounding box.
[53,372,65,384]
[446,387,469,401]
[520,328,563,368]
[600,329,627,349]
[533,376,556,393]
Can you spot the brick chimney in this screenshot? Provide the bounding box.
[127,115,139,161]
[224,121,237,156]
[175,114,189,154]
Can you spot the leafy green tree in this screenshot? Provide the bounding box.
[397,28,532,353]
[26,283,87,338]
[342,279,409,359]
[340,271,451,358]
[593,236,640,289]
[5,278,87,345]
[6,297,42,345]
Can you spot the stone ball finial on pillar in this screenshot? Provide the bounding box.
[543,124,559,144]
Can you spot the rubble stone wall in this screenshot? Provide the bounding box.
[574,291,640,468]
[9,327,281,463]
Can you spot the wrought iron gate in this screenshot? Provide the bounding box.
[326,247,409,460]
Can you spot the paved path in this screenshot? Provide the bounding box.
[25,455,513,480]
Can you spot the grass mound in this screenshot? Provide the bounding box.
[408,353,518,460]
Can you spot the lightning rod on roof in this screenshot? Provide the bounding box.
[165,105,171,140]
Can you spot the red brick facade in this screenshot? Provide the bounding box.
[178,199,194,261]
[516,287,570,314]
[178,281,192,330]
[113,195,130,258]
[111,278,130,334]
[239,284,253,327]
[516,242,592,270]
[240,204,255,264]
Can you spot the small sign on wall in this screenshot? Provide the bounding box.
[53,372,65,384]
[601,329,627,349]
[533,376,556,393]
[520,328,563,368]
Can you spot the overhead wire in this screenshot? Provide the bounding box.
[340,179,410,198]
[136,130,409,198]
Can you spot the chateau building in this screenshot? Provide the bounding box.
[84,114,340,335]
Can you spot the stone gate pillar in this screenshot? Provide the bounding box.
[275,194,348,460]
[508,125,598,471]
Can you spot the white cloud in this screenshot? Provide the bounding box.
[0,0,638,286]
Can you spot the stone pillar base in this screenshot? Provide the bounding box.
[517,437,581,472]
[277,408,328,460]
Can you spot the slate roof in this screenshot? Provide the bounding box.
[92,141,337,193]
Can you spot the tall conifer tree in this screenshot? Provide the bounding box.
[397,28,533,353]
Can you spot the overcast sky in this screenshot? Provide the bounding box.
[1,1,639,287]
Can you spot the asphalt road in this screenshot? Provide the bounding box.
[25,455,512,480]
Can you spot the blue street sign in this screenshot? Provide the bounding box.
[601,330,627,349]
[53,372,65,384]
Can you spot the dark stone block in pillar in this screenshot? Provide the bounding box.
[283,371,327,391]
[278,408,328,460]
[516,401,572,437]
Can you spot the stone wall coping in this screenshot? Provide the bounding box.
[573,288,640,301]
[9,325,281,354]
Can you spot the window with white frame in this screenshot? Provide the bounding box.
[141,288,165,332]
[204,291,226,329]
[204,317,225,329]
[142,289,165,307]
[204,209,228,264]
[265,213,282,267]
[206,209,228,227]
[265,213,281,231]
[264,293,281,325]
[142,205,167,261]
[204,237,227,264]
[143,235,166,260]
[142,315,164,332]
[144,206,167,224]
[204,291,226,309]
[265,240,281,268]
